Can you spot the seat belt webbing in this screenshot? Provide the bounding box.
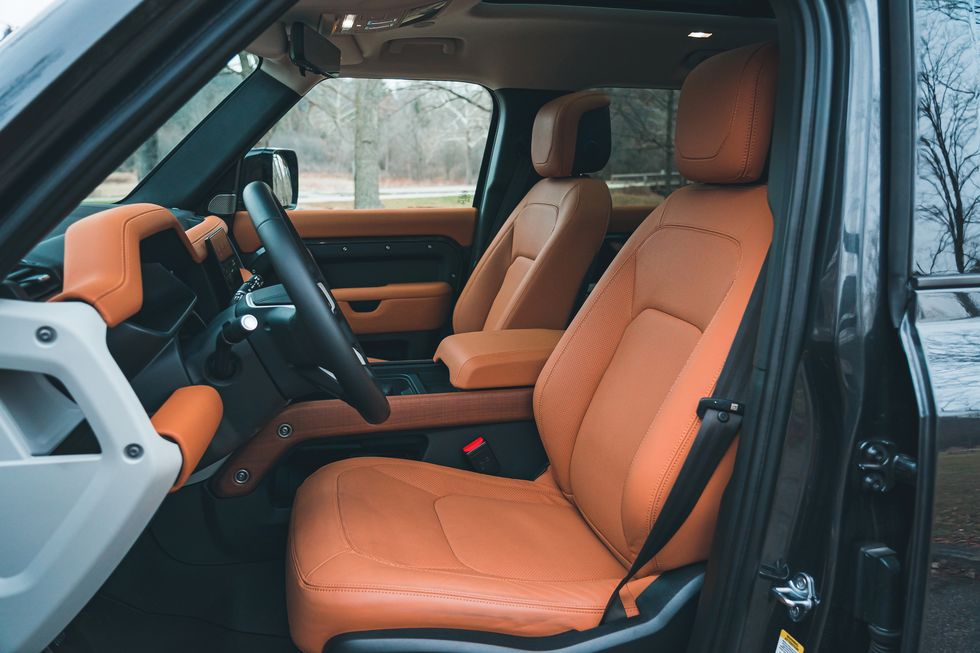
[600,261,768,623]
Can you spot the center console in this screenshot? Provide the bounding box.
[371,328,565,394]
[370,359,457,396]
[211,329,566,498]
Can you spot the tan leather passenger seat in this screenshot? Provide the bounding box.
[451,91,612,334]
[287,42,778,653]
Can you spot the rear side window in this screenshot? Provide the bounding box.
[593,87,684,208]
[265,79,493,210]
[914,1,980,276]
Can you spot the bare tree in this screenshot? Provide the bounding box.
[916,6,980,273]
[354,79,385,208]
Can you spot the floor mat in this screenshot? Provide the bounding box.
[48,531,298,653]
[51,594,298,653]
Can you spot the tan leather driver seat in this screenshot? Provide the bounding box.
[451,90,612,334]
[287,42,778,653]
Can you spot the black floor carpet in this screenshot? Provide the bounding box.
[48,532,298,653]
[51,593,297,653]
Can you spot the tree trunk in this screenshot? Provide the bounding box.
[354,80,383,209]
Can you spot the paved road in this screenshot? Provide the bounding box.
[919,571,980,652]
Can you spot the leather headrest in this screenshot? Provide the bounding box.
[531,91,611,178]
[675,42,778,184]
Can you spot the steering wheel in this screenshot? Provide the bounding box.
[242,181,390,424]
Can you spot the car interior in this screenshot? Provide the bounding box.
[0,1,801,652]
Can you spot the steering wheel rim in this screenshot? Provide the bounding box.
[242,181,390,424]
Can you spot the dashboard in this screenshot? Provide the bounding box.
[3,203,293,480]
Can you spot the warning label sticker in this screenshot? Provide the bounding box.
[775,629,804,653]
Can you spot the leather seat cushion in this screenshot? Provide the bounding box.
[287,457,652,652]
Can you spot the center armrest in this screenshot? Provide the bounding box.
[434,329,564,390]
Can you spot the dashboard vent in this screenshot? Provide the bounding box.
[5,264,61,301]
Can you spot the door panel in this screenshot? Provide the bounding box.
[333,282,452,335]
[232,209,474,359]
[232,208,475,252]
[904,288,980,651]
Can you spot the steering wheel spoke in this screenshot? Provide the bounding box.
[242,181,390,424]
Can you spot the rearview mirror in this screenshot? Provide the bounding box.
[240,148,299,209]
[289,22,341,77]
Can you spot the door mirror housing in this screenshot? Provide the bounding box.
[241,148,299,209]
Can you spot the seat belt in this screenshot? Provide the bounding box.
[601,260,768,623]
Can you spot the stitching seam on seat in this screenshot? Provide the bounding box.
[495,185,579,328]
[739,45,770,180]
[296,580,611,613]
[642,251,744,529]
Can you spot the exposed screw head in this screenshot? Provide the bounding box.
[277,423,293,438]
[36,326,57,343]
[233,469,250,484]
[717,411,730,423]
[124,443,143,459]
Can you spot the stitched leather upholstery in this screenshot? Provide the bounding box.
[287,42,778,652]
[452,177,611,333]
[452,91,612,334]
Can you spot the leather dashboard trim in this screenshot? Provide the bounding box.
[185,214,229,261]
[212,388,533,497]
[151,385,223,491]
[52,204,222,327]
[231,208,477,252]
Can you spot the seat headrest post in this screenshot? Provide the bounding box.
[675,41,779,185]
[531,91,611,178]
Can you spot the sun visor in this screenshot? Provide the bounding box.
[247,23,288,60]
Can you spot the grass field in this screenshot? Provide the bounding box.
[932,449,980,547]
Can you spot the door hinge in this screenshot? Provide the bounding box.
[769,571,820,622]
[857,439,917,493]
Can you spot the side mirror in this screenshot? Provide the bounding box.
[241,148,298,209]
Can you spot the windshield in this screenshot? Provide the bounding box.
[83,54,259,203]
[0,1,57,40]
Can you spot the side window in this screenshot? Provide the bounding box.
[265,79,492,210]
[84,54,259,203]
[594,87,684,208]
[914,1,980,275]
